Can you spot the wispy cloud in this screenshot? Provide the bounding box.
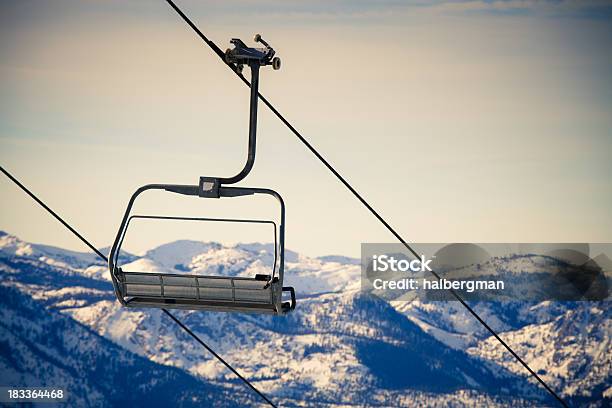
[428,0,612,18]
[176,0,612,20]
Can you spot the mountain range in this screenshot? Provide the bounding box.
[0,231,609,407]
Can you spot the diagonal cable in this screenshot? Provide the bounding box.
[0,165,277,408]
[162,1,569,406]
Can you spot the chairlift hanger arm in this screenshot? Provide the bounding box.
[218,35,280,186]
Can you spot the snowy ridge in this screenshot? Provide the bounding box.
[0,231,101,270]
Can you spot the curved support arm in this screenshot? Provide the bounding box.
[218,64,260,185]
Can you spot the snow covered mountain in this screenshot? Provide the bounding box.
[0,284,252,407]
[0,231,609,407]
[120,238,361,295]
[470,303,610,405]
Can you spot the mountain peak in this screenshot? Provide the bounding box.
[142,240,223,270]
[0,231,34,256]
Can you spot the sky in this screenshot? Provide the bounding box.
[1,0,611,257]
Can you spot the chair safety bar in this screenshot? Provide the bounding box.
[118,215,280,280]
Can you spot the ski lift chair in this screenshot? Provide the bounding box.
[108,35,295,315]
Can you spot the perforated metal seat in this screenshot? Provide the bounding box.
[118,271,293,314]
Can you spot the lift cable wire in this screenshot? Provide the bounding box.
[161,309,277,407]
[163,1,569,406]
[0,165,277,408]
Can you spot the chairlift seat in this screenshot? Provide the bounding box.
[118,271,293,314]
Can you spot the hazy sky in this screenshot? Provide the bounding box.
[1,0,611,257]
